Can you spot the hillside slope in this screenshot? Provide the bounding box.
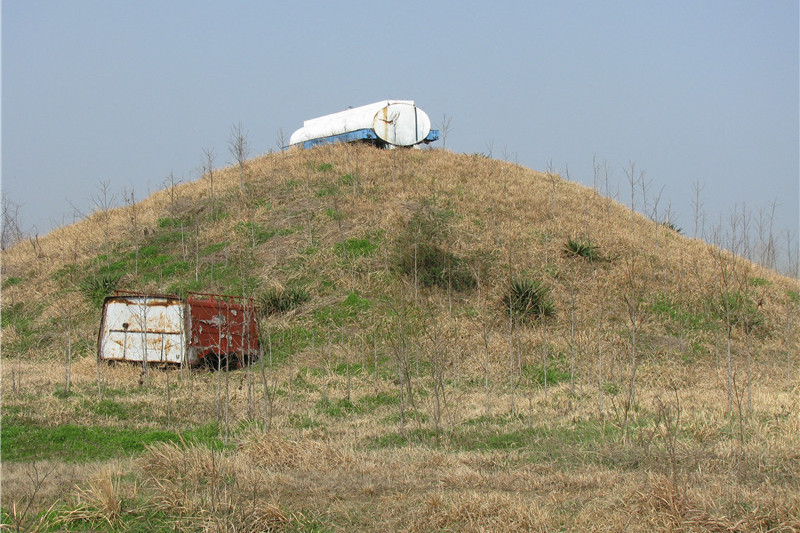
[3,144,797,370]
[2,144,799,531]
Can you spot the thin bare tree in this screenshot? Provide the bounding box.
[123,188,140,276]
[624,162,643,236]
[229,122,250,196]
[786,299,795,394]
[622,255,642,441]
[708,228,736,415]
[691,179,705,239]
[91,180,116,266]
[439,114,453,150]
[202,148,216,218]
[1,196,25,251]
[276,128,288,152]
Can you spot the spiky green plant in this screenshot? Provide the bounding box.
[82,274,121,308]
[563,236,599,261]
[504,278,555,321]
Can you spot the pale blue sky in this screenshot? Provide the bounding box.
[3,1,798,262]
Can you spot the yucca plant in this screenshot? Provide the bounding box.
[564,236,599,261]
[504,277,555,322]
[81,274,120,308]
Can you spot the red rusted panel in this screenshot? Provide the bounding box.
[186,293,259,366]
[98,290,259,368]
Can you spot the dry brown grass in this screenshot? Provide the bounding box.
[3,144,799,531]
[3,352,798,531]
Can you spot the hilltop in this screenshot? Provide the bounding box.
[2,144,799,531]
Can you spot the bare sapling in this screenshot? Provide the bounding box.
[243,282,253,420]
[596,272,605,417]
[507,248,516,415]
[691,179,705,239]
[387,290,420,430]
[546,160,558,223]
[276,127,288,152]
[91,180,116,267]
[140,297,149,389]
[202,147,216,219]
[228,122,250,196]
[124,188,139,276]
[708,229,736,416]
[224,306,231,442]
[166,364,171,429]
[787,301,795,394]
[260,330,275,432]
[542,329,549,401]
[421,303,448,444]
[439,113,452,150]
[472,261,491,417]
[1,195,25,251]
[64,315,72,395]
[624,161,642,237]
[622,255,642,442]
[6,462,56,532]
[638,167,652,221]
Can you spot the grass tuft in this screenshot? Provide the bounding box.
[257,286,310,316]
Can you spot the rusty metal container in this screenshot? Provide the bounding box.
[98,291,259,368]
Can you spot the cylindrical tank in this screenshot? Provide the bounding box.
[289,100,432,147]
[373,102,431,146]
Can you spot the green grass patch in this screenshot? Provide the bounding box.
[151,230,184,246]
[332,362,364,376]
[381,409,429,425]
[789,290,800,305]
[335,237,378,258]
[0,422,223,462]
[366,428,437,449]
[316,163,334,172]
[2,302,44,354]
[290,369,319,392]
[278,225,303,236]
[325,208,343,221]
[289,414,323,430]
[522,361,571,387]
[452,420,619,457]
[157,217,185,228]
[358,392,400,409]
[191,262,261,296]
[313,291,373,327]
[263,326,320,365]
[649,293,708,333]
[235,221,276,245]
[85,398,138,420]
[315,397,362,418]
[316,184,339,197]
[49,505,179,532]
[367,419,619,460]
[2,276,24,289]
[202,242,228,255]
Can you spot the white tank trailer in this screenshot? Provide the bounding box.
[288,100,439,149]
